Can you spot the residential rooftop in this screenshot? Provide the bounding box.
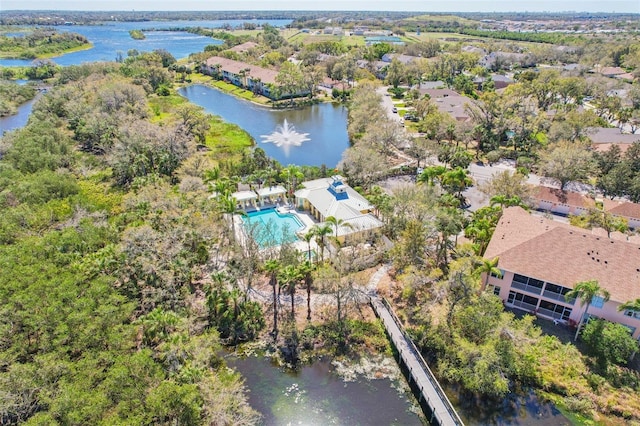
[484,207,640,303]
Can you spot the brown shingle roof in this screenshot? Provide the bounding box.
[534,186,595,209]
[604,200,640,220]
[484,207,640,303]
[206,56,278,84]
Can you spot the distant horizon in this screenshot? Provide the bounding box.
[2,0,638,14]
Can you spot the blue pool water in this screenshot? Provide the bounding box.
[242,209,303,247]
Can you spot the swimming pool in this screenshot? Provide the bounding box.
[242,209,304,248]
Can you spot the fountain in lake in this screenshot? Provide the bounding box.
[260,119,310,156]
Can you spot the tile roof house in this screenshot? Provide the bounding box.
[473,74,514,90]
[484,207,640,339]
[294,176,383,243]
[203,56,309,100]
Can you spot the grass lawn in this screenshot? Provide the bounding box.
[284,30,365,47]
[210,80,270,105]
[408,32,469,41]
[206,116,254,162]
[404,14,477,25]
[227,29,262,37]
[146,85,254,165]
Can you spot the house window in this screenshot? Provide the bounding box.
[623,310,640,320]
[488,285,501,296]
[591,295,605,309]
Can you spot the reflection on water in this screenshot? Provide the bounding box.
[445,383,571,425]
[260,118,311,157]
[179,84,349,167]
[226,355,423,426]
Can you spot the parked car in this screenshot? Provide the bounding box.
[392,107,397,113]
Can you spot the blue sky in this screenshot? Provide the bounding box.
[2,1,639,13]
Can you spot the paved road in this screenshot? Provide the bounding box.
[377,85,404,125]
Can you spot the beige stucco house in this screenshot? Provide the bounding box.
[484,207,640,340]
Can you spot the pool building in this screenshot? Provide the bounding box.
[226,176,384,250]
[231,185,287,211]
[294,176,384,244]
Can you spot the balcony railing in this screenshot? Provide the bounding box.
[511,281,542,295]
[509,300,537,313]
[542,289,575,304]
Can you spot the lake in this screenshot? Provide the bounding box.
[179,84,350,167]
[0,19,292,67]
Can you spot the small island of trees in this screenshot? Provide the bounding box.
[129,29,146,40]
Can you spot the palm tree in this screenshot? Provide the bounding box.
[238,68,248,88]
[264,259,280,341]
[490,195,525,210]
[313,224,333,263]
[211,176,237,197]
[280,165,304,203]
[216,194,245,241]
[325,216,353,244]
[417,165,446,186]
[441,167,473,202]
[138,308,180,347]
[618,298,640,315]
[279,264,303,320]
[565,280,611,341]
[476,257,502,292]
[302,229,316,262]
[212,63,222,79]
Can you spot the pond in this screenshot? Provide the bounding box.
[0,19,292,67]
[179,84,350,167]
[228,353,572,426]
[226,355,423,425]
